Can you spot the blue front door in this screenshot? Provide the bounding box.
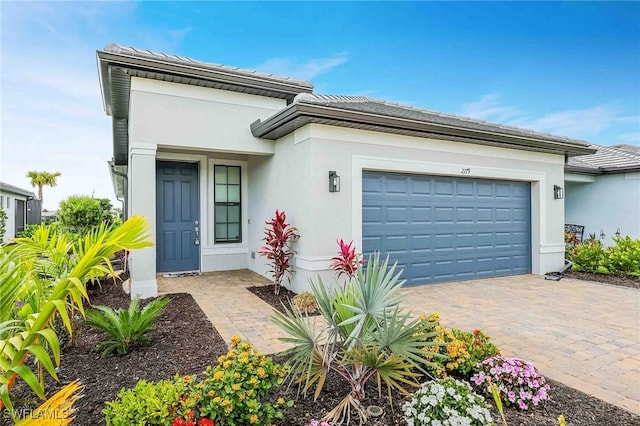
[156,161,200,272]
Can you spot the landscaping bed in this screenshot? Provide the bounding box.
[8,281,639,426]
[564,270,640,289]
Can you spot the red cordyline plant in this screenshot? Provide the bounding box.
[330,239,364,280]
[258,210,299,295]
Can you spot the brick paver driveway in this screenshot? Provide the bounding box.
[402,274,640,414]
[159,271,640,415]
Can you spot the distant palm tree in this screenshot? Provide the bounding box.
[26,171,61,207]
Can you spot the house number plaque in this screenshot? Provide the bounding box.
[461,168,471,175]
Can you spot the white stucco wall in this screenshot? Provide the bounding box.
[247,124,567,293]
[565,172,640,244]
[0,191,30,243]
[124,78,569,296]
[126,79,286,297]
[129,78,286,155]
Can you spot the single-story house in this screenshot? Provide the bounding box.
[97,44,595,298]
[0,182,37,243]
[565,144,640,244]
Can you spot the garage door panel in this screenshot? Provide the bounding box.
[362,172,531,285]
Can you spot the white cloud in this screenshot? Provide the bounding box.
[619,132,640,143]
[460,94,636,142]
[461,93,522,122]
[254,53,348,81]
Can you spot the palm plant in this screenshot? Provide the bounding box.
[273,254,442,425]
[26,170,61,207]
[84,296,170,356]
[0,216,152,417]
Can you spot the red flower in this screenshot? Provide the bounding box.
[473,329,480,336]
[187,411,195,419]
[198,419,215,426]
[474,339,483,347]
[172,418,185,426]
[186,421,195,426]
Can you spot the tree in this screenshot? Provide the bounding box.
[58,195,118,235]
[26,170,61,206]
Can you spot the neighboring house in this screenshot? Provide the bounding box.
[97,44,595,298]
[565,144,640,244]
[0,182,38,243]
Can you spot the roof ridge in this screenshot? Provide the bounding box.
[299,93,588,145]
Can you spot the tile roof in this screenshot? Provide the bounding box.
[103,44,314,90]
[566,144,640,173]
[293,94,591,148]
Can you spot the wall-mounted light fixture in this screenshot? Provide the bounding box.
[600,229,606,240]
[329,171,340,192]
[615,228,621,238]
[553,185,564,200]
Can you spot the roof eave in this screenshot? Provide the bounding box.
[96,50,313,101]
[564,165,601,175]
[251,103,597,157]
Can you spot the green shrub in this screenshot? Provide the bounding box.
[418,312,469,377]
[191,336,291,425]
[0,207,7,241]
[605,236,640,276]
[451,328,500,375]
[84,296,170,356]
[17,224,40,238]
[571,240,608,273]
[418,313,500,377]
[103,377,193,426]
[58,195,119,235]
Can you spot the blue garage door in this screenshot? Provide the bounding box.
[362,172,531,285]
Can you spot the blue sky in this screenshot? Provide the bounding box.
[1,1,638,209]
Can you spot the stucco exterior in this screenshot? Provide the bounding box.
[0,183,35,243]
[247,124,567,293]
[98,47,592,298]
[120,78,569,297]
[565,172,640,244]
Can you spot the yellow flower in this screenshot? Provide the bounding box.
[213,396,221,404]
[230,335,242,348]
[213,371,224,381]
[240,356,250,364]
[182,375,193,384]
[223,360,232,369]
[250,414,259,424]
[249,377,258,385]
[239,393,246,400]
[232,383,241,391]
[217,355,226,363]
[277,397,285,405]
[208,390,215,397]
[221,399,231,407]
[256,368,266,378]
[234,372,241,379]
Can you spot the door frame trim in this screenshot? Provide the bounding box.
[156,154,206,272]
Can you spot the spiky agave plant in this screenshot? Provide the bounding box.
[0,216,152,416]
[273,253,443,425]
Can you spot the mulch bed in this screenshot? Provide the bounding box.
[563,270,640,289]
[247,284,320,316]
[6,277,639,426]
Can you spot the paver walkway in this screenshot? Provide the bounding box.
[158,270,640,415]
